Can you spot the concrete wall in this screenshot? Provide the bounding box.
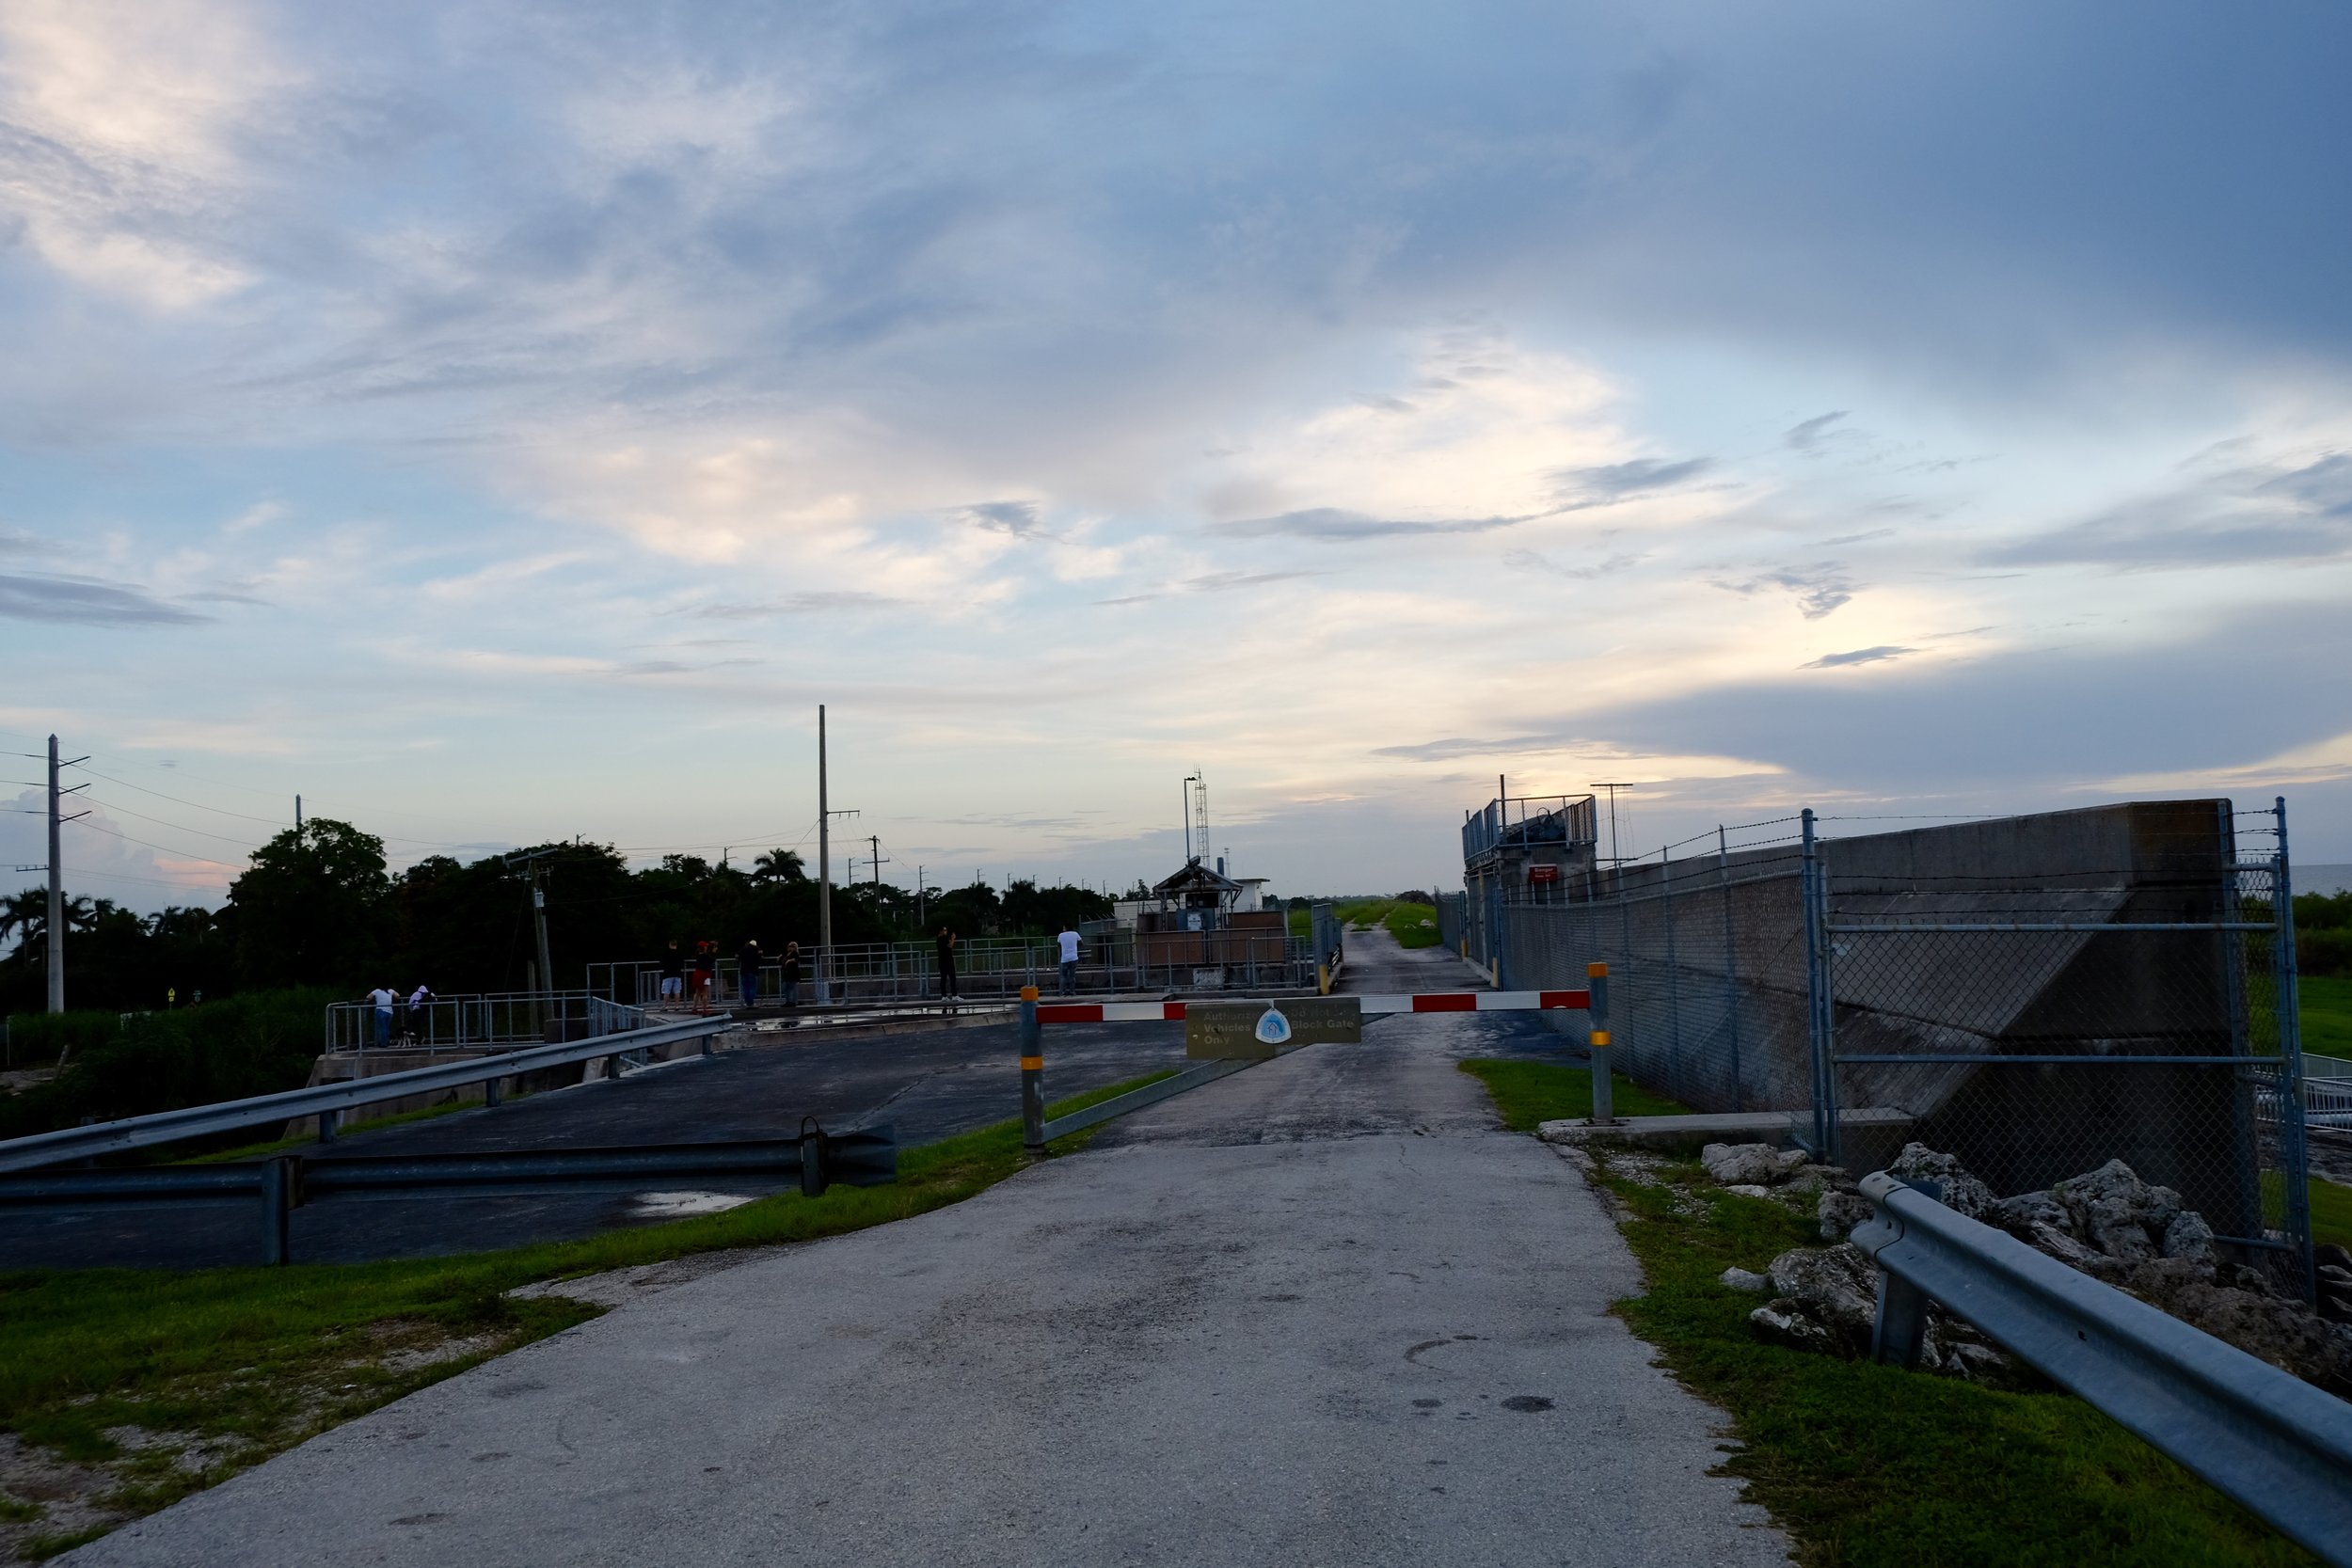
[1510,800,2266,1223]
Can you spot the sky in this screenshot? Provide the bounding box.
[1,0,2349,912]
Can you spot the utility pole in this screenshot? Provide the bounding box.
[46,736,88,1015]
[503,847,561,1005]
[867,833,888,890]
[818,705,831,1003]
[916,865,926,928]
[294,794,302,841]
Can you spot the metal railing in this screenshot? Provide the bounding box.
[0,1014,730,1174]
[591,934,1321,1007]
[0,1123,895,1265]
[325,991,639,1053]
[1852,1172,2352,1566]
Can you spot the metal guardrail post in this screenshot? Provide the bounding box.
[316,1107,338,1145]
[260,1154,296,1266]
[1587,961,1613,1124]
[1020,986,1045,1155]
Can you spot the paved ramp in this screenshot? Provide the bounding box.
[69,949,1788,1568]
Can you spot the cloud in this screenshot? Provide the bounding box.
[1989,450,2352,567]
[1785,412,1849,453]
[1093,569,1320,606]
[1547,456,1712,509]
[1714,564,1857,619]
[1803,644,1914,669]
[962,500,1054,540]
[0,574,209,626]
[1504,547,1647,580]
[1206,508,1531,542]
[683,592,905,619]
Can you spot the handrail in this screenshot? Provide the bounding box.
[1851,1171,2352,1565]
[0,1014,733,1175]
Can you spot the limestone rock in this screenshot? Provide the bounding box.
[1817,1190,1875,1243]
[2160,1210,2216,1263]
[1749,1298,1837,1353]
[1724,1183,1772,1198]
[1700,1143,1802,1187]
[1766,1243,1878,1353]
[1719,1266,1773,1293]
[1886,1143,1995,1219]
[2051,1159,2183,1261]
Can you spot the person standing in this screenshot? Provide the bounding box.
[659,940,685,1006]
[366,984,398,1047]
[691,941,715,1015]
[1057,922,1082,996]
[738,938,764,1008]
[780,940,803,1009]
[406,983,434,1044]
[935,925,960,1001]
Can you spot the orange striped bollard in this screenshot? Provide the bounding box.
[1020,985,1045,1155]
[1587,961,1614,1124]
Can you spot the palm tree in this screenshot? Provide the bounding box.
[752,847,807,884]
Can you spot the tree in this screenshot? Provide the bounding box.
[224,818,389,989]
[751,847,807,884]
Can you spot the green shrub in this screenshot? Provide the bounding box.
[3,1009,128,1069]
[0,989,334,1142]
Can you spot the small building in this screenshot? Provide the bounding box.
[1133,856,1287,975]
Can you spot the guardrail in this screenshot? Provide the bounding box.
[0,1014,734,1175]
[0,1123,895,1264]
[1851,1170,2352,1565]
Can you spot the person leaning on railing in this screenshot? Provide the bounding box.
[781,941,803,1008]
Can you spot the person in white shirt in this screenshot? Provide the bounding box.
[405,984,434,1043]
[366,986,398,1047]
[1057,925,1082,996]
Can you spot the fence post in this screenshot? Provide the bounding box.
[1020,987,1045,1156]
[316,1107,338,1145]
[260,1154,297,1265]
[1719,824,1744,1114]
[2274,796,2315,1304]
[1587,961,1614,1124]
[1801,807,1840,1165]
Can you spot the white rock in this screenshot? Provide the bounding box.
[1719,1266,1773,1292]
[1701,1142,1792,1186]
[1724,1183,1772,1198]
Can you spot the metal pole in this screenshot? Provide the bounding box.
[818,705,832,1004]
[1720,824,1744,1114]
[1801,808,1838,1164]
[532,866,555,1007]
[1020,986,1045,1155]
[2274,796,2314,1304]
[1588,962,1613,1123]
[46,735,63,1014]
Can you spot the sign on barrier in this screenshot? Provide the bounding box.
[1184,997,1362,1058]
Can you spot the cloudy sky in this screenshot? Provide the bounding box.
[2,0,2348,911]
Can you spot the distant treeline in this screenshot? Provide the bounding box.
[0,820,1118,1016]
[2300,890,2352,978]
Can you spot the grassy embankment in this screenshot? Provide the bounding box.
[0,1071,1170,1559]
[1336,898,1442,949]
[2302,974,2352,1060]
[1454,1057,2320,1565]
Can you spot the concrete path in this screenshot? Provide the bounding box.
[69,938,1788,1567]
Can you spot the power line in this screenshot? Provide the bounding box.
[77,768,293,825]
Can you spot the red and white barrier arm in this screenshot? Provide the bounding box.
[1036,1001,1191,1024]
[1356,990,1589,1015]
[1036,990,1587,1024]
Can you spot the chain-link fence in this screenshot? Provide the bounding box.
[1479,797,2313,1300]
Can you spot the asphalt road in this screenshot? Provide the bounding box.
[67,929,1787,1566]
[3,1016,1194,1269]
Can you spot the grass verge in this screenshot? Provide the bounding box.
[1453,1070,2319,1566]
[1457,1057,1689,1130]
[2309,1172,2352,1255]
[0,1070,1168,1559]
[2302,974,2352,1060]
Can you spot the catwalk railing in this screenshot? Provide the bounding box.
[589,932,1321,1006]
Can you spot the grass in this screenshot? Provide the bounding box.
[2300,974,2352,1061]
[1449,1072,2319,1566]
[1456,1057,1690,1130]
[2308,1173,2352,1256]
[0,1071,1168,1557]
